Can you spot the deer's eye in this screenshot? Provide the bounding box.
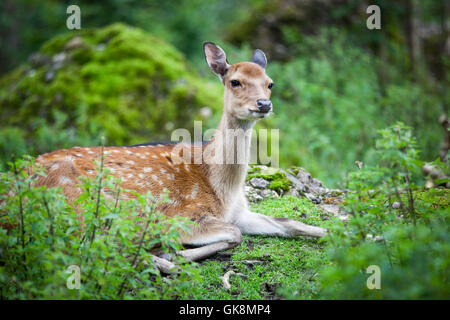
[268,83,274,89]
[230,80,241,87]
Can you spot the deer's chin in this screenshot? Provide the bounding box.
[248,110,272,120]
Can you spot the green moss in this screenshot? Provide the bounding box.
[185,196,332,299]
[0,23,223,160]
[246,166,292,194]
[413,188,450,210]
[287,166,300,176]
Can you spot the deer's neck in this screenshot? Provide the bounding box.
[206,112,255,205]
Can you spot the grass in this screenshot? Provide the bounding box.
[182,196,335,299]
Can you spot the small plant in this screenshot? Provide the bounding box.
[319,123,450,299]
[0,153,199,299]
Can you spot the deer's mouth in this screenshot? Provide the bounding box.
[249,109,272,118]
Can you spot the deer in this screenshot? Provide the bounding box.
[32,42,326,272]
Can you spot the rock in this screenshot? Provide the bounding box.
[64,36,84,50]
[296,167,313,185]
[319,203,350,222]
[311,178,323,188]
[245,185,279,202]
[259,189,279,199]
[249,177,270,189]
[319,204,340,216]
[392,202,401,209]
[285,188,300,197]
[245,186,264,202]
[52,52,66,69]
[44,71,55,82]
[28,53,49,68]
[305,193,321,204]
[95,43,106,51]
[283,188,302,198]
[245,165,346,206]
[282,170,307,193]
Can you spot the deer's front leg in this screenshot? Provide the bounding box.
[234,211,326,238]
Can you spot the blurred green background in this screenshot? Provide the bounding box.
[0,0,448,187]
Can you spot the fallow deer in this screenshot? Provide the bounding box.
[33,42,326,271]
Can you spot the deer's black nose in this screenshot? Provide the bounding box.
[256,99,272,113]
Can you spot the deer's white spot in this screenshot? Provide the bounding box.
[138,173,145,179]
[59,176,73,185]
[136,181,146,188]
[112,150,119,153]
[75,153,83,157]
[188,184,199,199]
[125,150,132,154]
[151,155,158,159]
[126,160,135,165]
[87,150,95,154]
[127,173,134,179]
[50,163,60,171]
[143,167,153,173]
[151,174,164,186]
[160,168,167,174]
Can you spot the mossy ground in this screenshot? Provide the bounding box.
[180,187,449,300]
[182,196,334,299]
[246,166,292,194]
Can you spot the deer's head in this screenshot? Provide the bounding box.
[204,42,274,121]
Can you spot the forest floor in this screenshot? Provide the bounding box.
[182,196,334,299]
[180,187,450,299]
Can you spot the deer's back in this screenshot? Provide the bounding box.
[35,144,223,221]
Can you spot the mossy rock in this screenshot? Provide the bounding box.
[246,166,292,194]
[0,23,222,159]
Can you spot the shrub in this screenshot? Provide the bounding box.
[265,28,445,186]
[319,123,450,299]
[0,154,199,299]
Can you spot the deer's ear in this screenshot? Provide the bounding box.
[203,42,230,79]
[251,49,267,69]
